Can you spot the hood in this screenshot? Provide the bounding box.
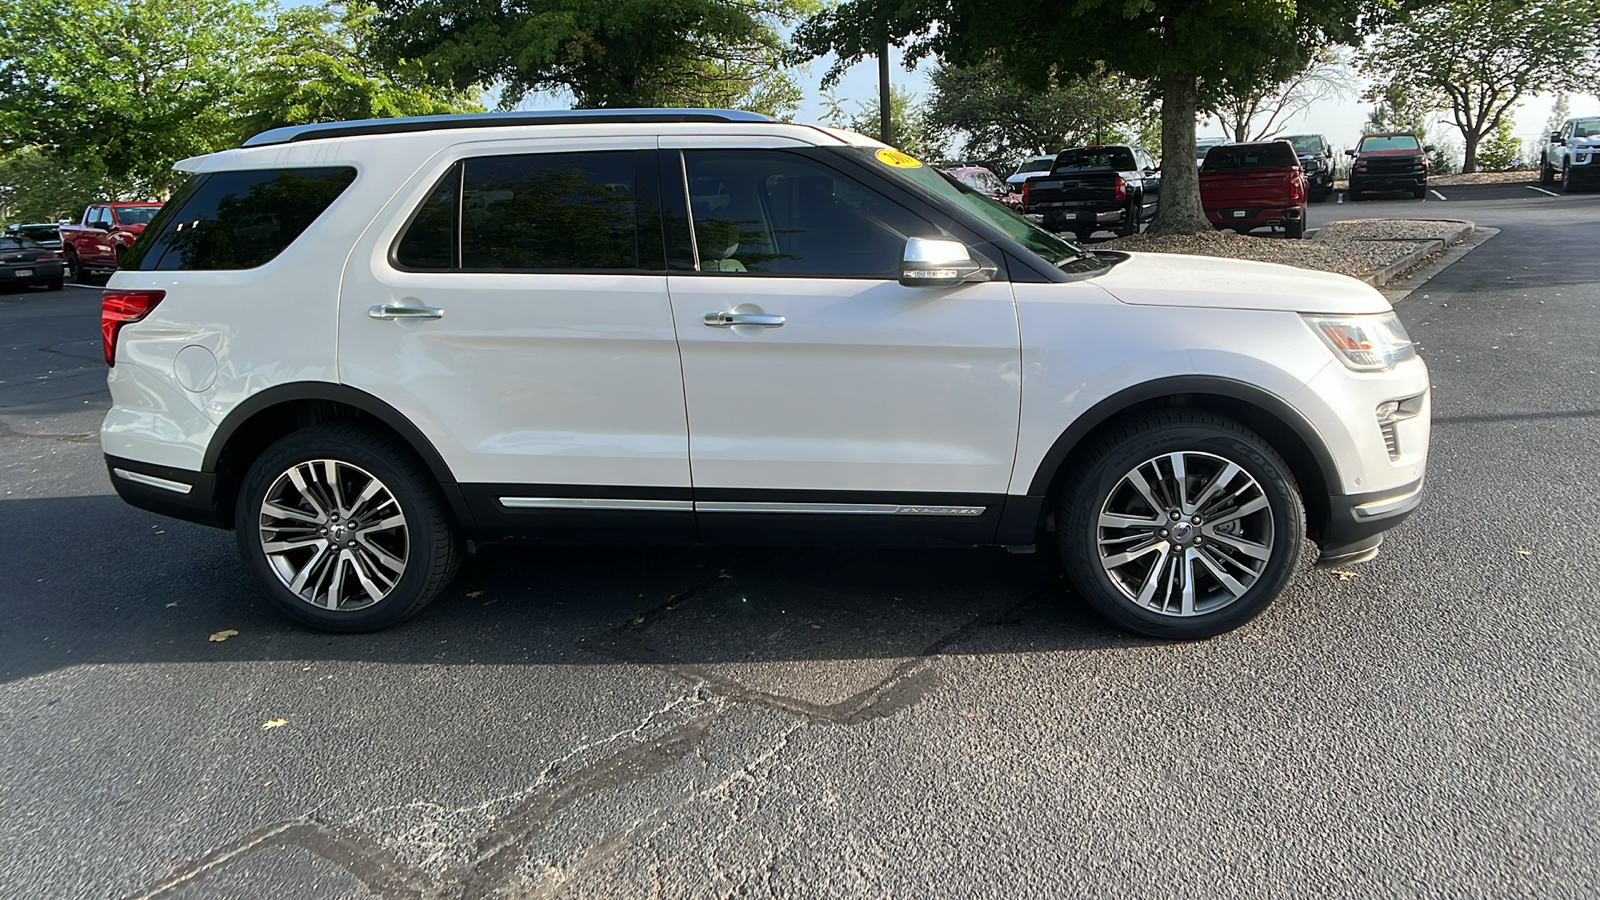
[1088,252,1394,315]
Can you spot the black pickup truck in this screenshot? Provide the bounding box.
[1020,145,1160,240]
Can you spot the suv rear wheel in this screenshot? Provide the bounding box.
[235,423,462,632]
[1057,411,1305,639]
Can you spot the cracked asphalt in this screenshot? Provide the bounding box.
[2,181,1597,898]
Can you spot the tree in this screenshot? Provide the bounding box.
[1207,49,1354,143]
[367,0,816,113]
[1476,120,1523,171]
[832,86,946,159]
[1359,0,1600,173]
[237,2,484,137]
[796,0,1405,235]
[0,148,121,223]
[1362,81,1435,139]
[925,58,1153,163]
[0,0,272,195]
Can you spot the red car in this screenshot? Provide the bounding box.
[59,201,164,282]
[1199,140,1307,238]
[941,165,1024,210]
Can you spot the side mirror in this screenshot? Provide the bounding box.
[1424,144,1436,153]
[1551,132,1564,144]
[1345,149,1357,158]
[899,237,995,288]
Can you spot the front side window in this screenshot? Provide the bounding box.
[125,167,357,271]
[394,150,661,272]
[673,149,932,278]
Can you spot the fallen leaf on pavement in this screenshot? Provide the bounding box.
[262,719,287,730]
[1332,570,1359,581]
[1516,549,1532,556]
[467,591,483,598]
[209,629,239,642]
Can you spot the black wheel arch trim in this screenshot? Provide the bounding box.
[202,381,476,531]
[1022,374,1343,512]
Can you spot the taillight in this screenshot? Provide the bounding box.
[1113,175,1126,204]
[1021,180,1031,207]
[1292,173,1305,201]
[101,289,165,366]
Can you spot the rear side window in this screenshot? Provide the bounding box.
[125,167,356,271]
[1202,143,1298,171]
[393,150,664,272]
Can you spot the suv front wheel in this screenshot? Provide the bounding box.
[1058,411,1305,639]
[235,423,463,632]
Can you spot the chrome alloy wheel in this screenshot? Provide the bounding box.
[257,459,409,611]
[1095,451,1275,617]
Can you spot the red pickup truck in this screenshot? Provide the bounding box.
[59,201,163,282]
[1199,140,1307,239]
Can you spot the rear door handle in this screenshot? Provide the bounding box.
[370,304,443,320]
[703,311,784,328]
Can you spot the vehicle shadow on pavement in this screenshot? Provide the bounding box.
[1,494,1151,686]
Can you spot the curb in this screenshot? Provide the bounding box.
[1352,221,1476,287]
[1381,227,1499,303]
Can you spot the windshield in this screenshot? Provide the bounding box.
[1573,119,1600,139]
[1358,135,1421,152]
[1053,148,1136,171]
[1019,158,1053,174]
[1285,136,1322,154]
[852,148,1088,269]
[115,206,163,225]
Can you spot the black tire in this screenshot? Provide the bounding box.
[63,248,84,284]
[1114,200,1140,237]
[1057,411,1306,639]
[234,423,463,632]
[1412,184,1428,200]
[1540,159,1555,186]
[1563,161,1578,193]
[1347,188,1362,201]
[1285,213,1305,239]
[45,278,63,291]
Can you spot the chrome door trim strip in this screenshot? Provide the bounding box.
[500,497,694,512]
[112,468,193,495]
[695,501,986,516]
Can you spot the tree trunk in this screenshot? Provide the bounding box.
[1149,71,1212,235]
[1462,129,1480,174]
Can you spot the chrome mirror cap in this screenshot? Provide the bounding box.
[899,237,995,288]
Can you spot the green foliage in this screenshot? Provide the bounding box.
[829,86,945,159]
[925,59,1152,163]
[1476,120,1522,172]
[1363,81,1434,140]
[367,0,816,113]
[1359,0,1600,172]
[795,0,1405,234]
[0,148,122,223]
[0,0,272,195]
[239,2,484,136]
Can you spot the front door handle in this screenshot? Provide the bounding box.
[370,304,444,320]
[703,311,785,328]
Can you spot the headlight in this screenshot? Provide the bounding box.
[1302,312,1417,372]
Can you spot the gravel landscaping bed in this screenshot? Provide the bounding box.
[1101,219,1472,281]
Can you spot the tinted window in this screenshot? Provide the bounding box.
[1053,148,1136,171]
[114,206,163,225]
[1357,135,1422,152]
[14,226,58,242]
[1202,142,1298,171]
[396,151,659,272]
[1286,135,1323,154]
[675,149,932,278]
[0,237,39,251]
[1019,158,1053,174]
[126,167,357,271]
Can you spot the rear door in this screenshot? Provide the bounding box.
[338,138,697,542]
[660,140,1022,545]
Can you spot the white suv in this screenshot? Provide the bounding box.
[101,110,1430,639]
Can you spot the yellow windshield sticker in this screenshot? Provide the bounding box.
[875,148,923,168]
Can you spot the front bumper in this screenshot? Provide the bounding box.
[1349,174,1425,192]
[1317,478,1424,565]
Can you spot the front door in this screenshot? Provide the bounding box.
[339,138,696,542]
[661,143,1023,544]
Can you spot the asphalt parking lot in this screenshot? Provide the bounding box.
[2,181,1597,898]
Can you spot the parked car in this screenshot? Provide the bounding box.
[1020,144,1160,240]
[5,222,63,250]
[59,201,163,282]
[1346,133,1430,200]
[941,164,1024,210]
[1200,140,1308,238]
[1006,155,1056,190]
[102,109,1429,640]
[1280,134,1335,201]
[0,234,65,291]
[1196,138,1230,167]
[1541,116,1600,191]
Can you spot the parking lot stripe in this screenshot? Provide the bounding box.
[1430,189,1448,201]
[1527,186,1560,197]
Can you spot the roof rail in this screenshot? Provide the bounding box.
[242,109,777,148]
